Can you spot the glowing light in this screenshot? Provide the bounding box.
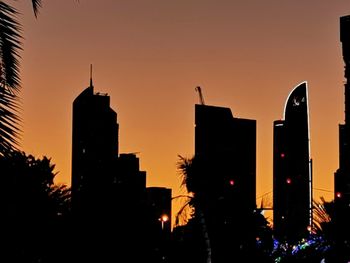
[280,153,285,158]
[161,214,169,222]
[336,192,342,198]
[229,179,235,186]
[307,225,312,232]
[159,214,169,230]
[286,178,292,184]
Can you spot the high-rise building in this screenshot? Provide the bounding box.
[71,79,151,261]
[273,81,312,241]
[334,15,350,241]
[195,104,256,212]
[195,104,256,261]
[71,80,119,214]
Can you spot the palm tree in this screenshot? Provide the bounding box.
[0,0,42,155]
[313,197,333,236]
[176,155,212,263]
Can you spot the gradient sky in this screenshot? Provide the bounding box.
[12,0,350,221]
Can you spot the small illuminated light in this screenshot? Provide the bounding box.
[280,153,285,158]
[336,192,342,198]
[161,215,169,222]
[159,214,169,230]
[286,178,292,184]
[307,225,312,232]
[229,179,235,186]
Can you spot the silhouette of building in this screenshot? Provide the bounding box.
[273,81,312,241]
[71,78,151,261]
[116,153,147,208]
[334,15,350,242]
[195,104,256,261]
[195,104,256,211]
[145,187,172,262]
[71,79,119,215]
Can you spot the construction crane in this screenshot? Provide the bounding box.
[195,86,205,105]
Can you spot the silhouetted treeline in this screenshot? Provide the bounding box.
[0,151,70,263]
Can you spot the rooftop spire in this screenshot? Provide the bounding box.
[89,64,93,88]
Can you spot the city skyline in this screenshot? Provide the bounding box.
[15,1,350,218]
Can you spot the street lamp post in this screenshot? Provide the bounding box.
[159,214,169,230]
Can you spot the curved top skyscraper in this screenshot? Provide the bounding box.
[273,81,312,241]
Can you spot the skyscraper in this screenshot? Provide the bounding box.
[71,79,119,214]
[195,103,256,261]
[195,104,256,212]
[334,15,350,241]
[273,81,312,241]
[71,79,150,262]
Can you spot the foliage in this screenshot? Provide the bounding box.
[0,150,71,262]
[0,0,42,156]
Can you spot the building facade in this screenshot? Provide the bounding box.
[195,104,256,212]
[71,82,119,215]
[71,80,154,261]
[273,81,312,241]
[334,15,350,242]
[195,104,256,261]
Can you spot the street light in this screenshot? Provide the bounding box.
[159,214,169,230]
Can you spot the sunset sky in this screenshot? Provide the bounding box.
[12,0,350,220]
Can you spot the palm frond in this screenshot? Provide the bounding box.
[177,155,194,192]
[32,0,42,18]
[313,198,332,233]
[0,2,22,91]
[0,85,21,155]
[0,2,26,155]
[173,195,193,227]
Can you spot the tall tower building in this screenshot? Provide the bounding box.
[195,104,256,212]
[273,81,312,241]
[195,104,256,261]
[334,15,350,241]
[71,79,119,215]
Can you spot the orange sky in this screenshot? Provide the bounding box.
[12,0,350,221]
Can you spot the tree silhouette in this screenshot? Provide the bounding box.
[0,150,71,263]
[175,155,274,263]
[312,197,350,263]
[313,197,334,239]
[176,155,212,263]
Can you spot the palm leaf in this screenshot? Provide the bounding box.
[0,2,22,91]
[0,2,23,155]
[177,155,195,192]
[173,195,193,227]
[312,197,332,233]
[31,0,42,18]
[0,1,44,156]
[0,85,21,155]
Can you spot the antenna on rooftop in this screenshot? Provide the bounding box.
[89,64,93,88]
